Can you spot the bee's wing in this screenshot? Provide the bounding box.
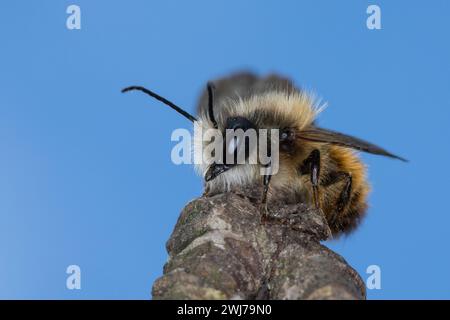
[196,72,298,116]
[298,127,407,162]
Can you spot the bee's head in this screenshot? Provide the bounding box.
[201,84,320,184]
[202,90,302,183]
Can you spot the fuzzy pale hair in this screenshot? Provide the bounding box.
[194,91,325,194]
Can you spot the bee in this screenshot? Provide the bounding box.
[122,72,406,236]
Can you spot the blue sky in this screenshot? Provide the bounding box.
[0,1,449,299]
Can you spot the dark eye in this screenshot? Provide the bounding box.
[280,128,294,142]
[280,128,296,153]
[225,116,255,131]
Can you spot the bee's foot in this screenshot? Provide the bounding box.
[259,203,270,224]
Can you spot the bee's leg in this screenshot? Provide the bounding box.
[261,173,271,208]
[336,172,352,213]
[322,171,352,225]
[202,184,211,197]
[260,165,272,223]
[301,149,321,209]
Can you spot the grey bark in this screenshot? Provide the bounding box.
[152,186,366,300]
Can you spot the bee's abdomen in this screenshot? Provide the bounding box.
[320,146,370,236]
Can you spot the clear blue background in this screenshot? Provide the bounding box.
[0,0,449,299]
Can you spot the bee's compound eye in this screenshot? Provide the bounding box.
[280,128,293,141]
[225,116,255,131]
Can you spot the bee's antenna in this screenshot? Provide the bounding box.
[207,82,218,129]
[121,86,197,123]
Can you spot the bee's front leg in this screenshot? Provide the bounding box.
[260,173,272,219]
[322,171,352,226]
[202,183,211,197]
[300,149,321,210]
[259,164,272,223]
